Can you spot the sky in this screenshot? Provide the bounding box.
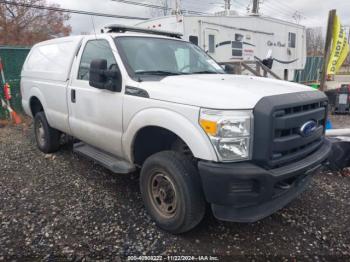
[48,0,350,35]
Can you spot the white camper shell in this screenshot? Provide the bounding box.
[137,15,306,81]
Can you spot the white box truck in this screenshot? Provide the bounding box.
[21,25,330,233]
[137,14,307,81]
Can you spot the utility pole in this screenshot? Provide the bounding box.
[320,9,336,92]
[293,11,302,24]
[252,0,259,14]
[224,0,231,16]
[224,0,231,11]
[174,0,182,19]
[171,0,181,16]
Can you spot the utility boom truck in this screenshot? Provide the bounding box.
[21,25,331,233]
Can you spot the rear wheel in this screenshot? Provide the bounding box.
[34,112,61,153]
[140,151,205,234]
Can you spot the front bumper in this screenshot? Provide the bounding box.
[198,138,332,223]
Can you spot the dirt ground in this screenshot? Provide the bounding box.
[0,116,350,260]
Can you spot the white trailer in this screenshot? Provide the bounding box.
[137,14,306,81]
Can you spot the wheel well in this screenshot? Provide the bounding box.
[30,97,43,116]
[133,126,193,166]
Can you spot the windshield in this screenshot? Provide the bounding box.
[115,36,225,78]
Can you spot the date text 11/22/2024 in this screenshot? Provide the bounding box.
[127,255,220,261]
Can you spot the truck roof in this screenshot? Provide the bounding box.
[33,30,185,48]
[104,24,183,38]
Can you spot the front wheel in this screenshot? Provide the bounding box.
[140,151,206,234]
[34,112,61,153]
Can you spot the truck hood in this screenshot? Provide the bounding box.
[139,74,314,109]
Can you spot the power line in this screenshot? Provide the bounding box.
[1,0,321,26]
[208,0,247,10]
[0,0,149,20]
[233,0,250,11]
[111,0,210,15]
[262,2,296,18]
[207,0,248,15]
[273,1,303,14]
[260,2,307,23]
[112,0,172,11]
[262,0,320,25]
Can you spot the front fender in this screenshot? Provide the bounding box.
[27,87,48,118]
[122,108,218,162]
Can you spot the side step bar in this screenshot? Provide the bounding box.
[73,142,135,174]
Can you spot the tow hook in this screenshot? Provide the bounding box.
[275,181,292,190]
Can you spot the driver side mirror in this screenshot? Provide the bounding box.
[89,59,122,92]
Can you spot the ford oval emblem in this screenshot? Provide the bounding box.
[300,120,317,137]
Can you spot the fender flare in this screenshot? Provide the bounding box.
[122,108,218,163]
[28,87,52,125]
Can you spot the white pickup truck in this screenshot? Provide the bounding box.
[21,25,331,233]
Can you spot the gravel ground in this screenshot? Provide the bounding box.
[329,114,350,129]
[1,117,350,260]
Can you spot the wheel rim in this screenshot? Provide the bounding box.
[35,120,46,147]
[149,172,178,218]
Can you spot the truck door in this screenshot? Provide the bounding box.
[68,37,124,157]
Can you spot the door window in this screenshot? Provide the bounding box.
[78,39,117,80]
[208,34,216,53]
[288,32,296,48]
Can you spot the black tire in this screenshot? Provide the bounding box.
[34,112,61,153]
[140,151,206,234]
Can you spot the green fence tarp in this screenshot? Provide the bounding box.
[0,46,31,119]
[294,56,324,83]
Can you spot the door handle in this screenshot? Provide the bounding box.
[71,89,76,103]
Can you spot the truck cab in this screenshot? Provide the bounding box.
[21,25,331,233]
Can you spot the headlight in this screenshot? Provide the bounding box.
[200,109,253,162]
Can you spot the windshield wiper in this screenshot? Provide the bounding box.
[191,70,221,74]
[135,70,182,76]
